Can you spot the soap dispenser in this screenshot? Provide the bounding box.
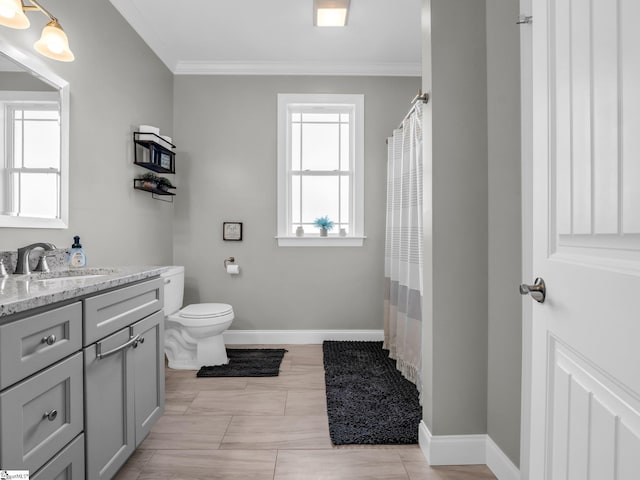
[68,236,86,268]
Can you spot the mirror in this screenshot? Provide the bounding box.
[0,37,69,228]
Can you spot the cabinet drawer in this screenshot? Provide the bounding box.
[0,353,83,474]
[83,277,163,346]
[31,434,84,480]
[0,302,82,390]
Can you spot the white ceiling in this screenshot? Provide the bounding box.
[109,0,422,76]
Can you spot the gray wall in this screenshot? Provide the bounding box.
[0,71,57,90]
[421,0,522,467]
[421,0,489,436]
[0,0,174,266]
[486,0,522,466]
[173,75,420,330]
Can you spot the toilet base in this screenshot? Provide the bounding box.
[197,334,229,367]
[164,328,229,370]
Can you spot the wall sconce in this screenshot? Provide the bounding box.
[0,0,74,61]
[314,0,350,27]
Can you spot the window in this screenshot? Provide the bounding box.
[2,102,61,219]
[277,93,364,246]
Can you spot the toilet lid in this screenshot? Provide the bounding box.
[179,303,233,319]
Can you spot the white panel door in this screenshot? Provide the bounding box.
[525,0,640,478]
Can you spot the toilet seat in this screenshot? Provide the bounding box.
[168,303,234,327]
[180,303,233,318]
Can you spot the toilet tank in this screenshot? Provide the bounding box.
[161,266,185,316]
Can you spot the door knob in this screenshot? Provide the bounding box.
[520,277,546,303]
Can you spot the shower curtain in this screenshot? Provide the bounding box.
[384,104,423,388]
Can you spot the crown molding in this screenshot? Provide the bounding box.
[173,61,421,77]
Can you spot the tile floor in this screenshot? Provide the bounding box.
[115,345,497,480]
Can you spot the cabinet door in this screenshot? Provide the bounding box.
[131,310,165,446]
[84,328,135,480]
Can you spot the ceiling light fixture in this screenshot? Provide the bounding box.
[314,0,350,27]
[0,0,74,61]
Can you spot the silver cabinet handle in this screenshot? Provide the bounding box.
[133,336,145,348]
[43,409,58,421]
[41,334,57,346]
[96,334,141,359]
[520,277,546,303]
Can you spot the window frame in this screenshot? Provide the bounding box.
[0,38,69,229]
[276,93,365,247]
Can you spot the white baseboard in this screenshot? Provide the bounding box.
[419,421,487,465]
[486,436,521,480]
[418,421,520,480]
[223,329,384,345]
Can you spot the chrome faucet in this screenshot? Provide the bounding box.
[14,243,56,275]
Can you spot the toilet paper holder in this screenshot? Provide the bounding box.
[223,257,235,270]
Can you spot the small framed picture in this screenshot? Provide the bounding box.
[223,222,243,241]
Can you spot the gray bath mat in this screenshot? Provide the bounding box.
[196,348,287,377]
[323,341,421,445]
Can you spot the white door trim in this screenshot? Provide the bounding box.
[519,0,533,477]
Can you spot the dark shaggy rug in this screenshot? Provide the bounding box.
[196,348,287,377]
[323,341,421,445]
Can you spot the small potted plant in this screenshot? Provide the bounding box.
[314,215,334,237]
[156,176,174,192]
[138,172,159,189]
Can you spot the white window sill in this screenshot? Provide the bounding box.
[276,236,366,247]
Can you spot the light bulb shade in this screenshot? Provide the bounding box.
[314,0,350,27]
[316,8,347,26]
[34,20,74,62]
[0,0,30,29]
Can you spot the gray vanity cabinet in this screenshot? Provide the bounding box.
[0,273,164,480]
[84,278,164,480]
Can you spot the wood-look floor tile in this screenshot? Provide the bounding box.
[221,415,331,449]
[396,446,429,462]
[246,366,326,391]
[142,345,496,480]
[274,449,409,480]
[285,390,327,415]
[404,463,497,480]
[165,376,248,392]
[137,449,277,480]
[164,390,198,415]
[114,449,155,480]
[286,345,324,366]
[187,390,287,416]
[279,358,293,371]
[139,415,231,450]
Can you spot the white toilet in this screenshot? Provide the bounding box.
[162,266,234,369]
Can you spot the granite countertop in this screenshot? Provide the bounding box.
[0,266,167,318]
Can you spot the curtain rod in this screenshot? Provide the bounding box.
[387,90,430,144]
[397,90,429,130]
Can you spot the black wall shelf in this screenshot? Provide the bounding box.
[133,131,176,174]
[133,179,176,202]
